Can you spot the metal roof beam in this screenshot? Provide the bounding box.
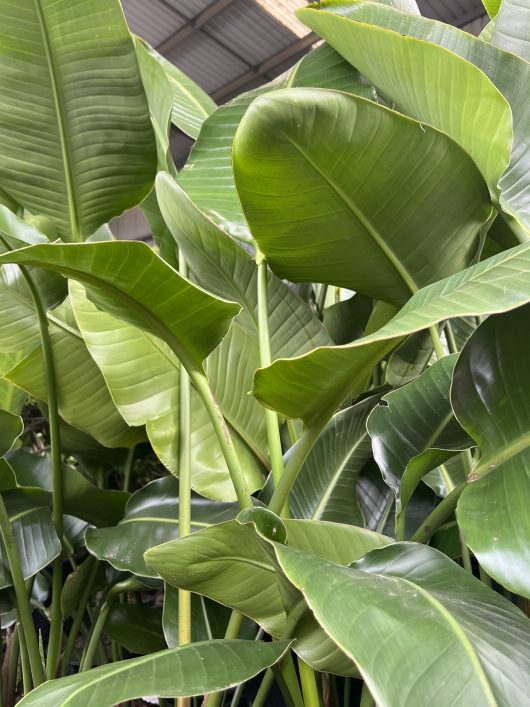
[455,7,487,26]
[211,32,317,101]
[156,0,238,55]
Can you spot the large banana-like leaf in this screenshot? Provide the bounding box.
[254,241,530,426]
[298,3,512,213]
[179,43,378,241]
[233,89,491,306]
[18,639,290,707]
[290,398,376,525]
[491,0,530,59]
[299,2,530,230]
[453,304,530,597]
[276,542,530,707]
[0,0,156,240]
[0,408,22,458]
[0,488,60,589]
[86,477,239,578]
[69,282,264,499]
[146,515,392,674]
[0,242,240,374]
[6,298,144,449]
[482,0,502,17]
[136,40,216,139]
[368,356,471,516]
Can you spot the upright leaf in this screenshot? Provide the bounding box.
[233,89,491,306]
[0,0,156,240]
[491,0,530,59]
[453,304,530,597]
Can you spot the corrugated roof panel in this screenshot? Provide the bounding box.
[122,0,184,47]
[207,0,297,65]
[462,14,488,34]
[166,31,248,93]
[160,0,216,20]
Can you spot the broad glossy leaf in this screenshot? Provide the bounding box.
[298,3,511,214]
[156,173,331,460]
[290,398,376,524]
[483,0,502,17]
[491,0,530,59]
[323,295,373,345]
[0,351,26,414]
[18,639,290,707]
[146,516,392,673]
[0,409,22,457]
[0,0,156,240]
[0,488,60,589]
[104,604,166,655]
[179,42,378,241]
[233,89,490,306]
[137,40,216,139]
[0,241,241,374]
[276,542,530,706]
[8,450,128,527]
[385,329,434,386]
[70,282,264,500]
[453,304,530,597]
[300,2,530,230]
[86,477,239,578]
[163,586,231,648]
[6,299,144,449]
[254,241,530,426]
[368,355,471,513]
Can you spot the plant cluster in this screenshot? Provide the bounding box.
[0,0,529,705]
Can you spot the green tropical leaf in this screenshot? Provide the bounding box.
[299,1,530,231]
[290,398,376,525]
[275,541,530,706]
[482,0,503,17]
[6,298,144,449]
[104,604,166,655]
[163,586,231,648]
[0,241,241,374]
[254,241,530,426]
[0,409,22,458]
[69,282,264,500]
[0,488,60,589]
[18,640,290,707]
[86,477,239,578]
[491,0,530,60]
[0,351,26,415]
[453,304,530,597]
[145,516,392,674]
[179,42,378,241]
[233,88,491,306]
[0,0,156,240]
[368,355,471,521]
[7,450,128,528]
[136,39,216,139]
[298,3,512,217]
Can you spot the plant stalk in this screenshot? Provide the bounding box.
[18,265,64,679]
[256,257,285,489]
[178,255,192,707]
[122,445,136,493]
[411,482,467,544]
[61,557,99,675]
[190,371,253,510]
[0,496,44,687]
[298,657,321,707]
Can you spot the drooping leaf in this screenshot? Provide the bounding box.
[104,604,166,655]
[18,640,290,707]
[290,398,377,525]
[298,2,530,230]
[146,516,392,674]
[453,304,530,597]
[298,3,512,217]
[0,488,60,589]
[0,241,241,374]
[254,241,530,426]
[233,88,491,306]
[368,355,471,515]
[86,477,239,578]
[179,42,378,241]
[69,282,264,500]
[6,298,144,449]
[0,0,156,240]
[136,39,216,140]
[7,450,128,527]
[276,541,530,706]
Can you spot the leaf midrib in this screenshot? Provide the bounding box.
[33,0,81,240]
